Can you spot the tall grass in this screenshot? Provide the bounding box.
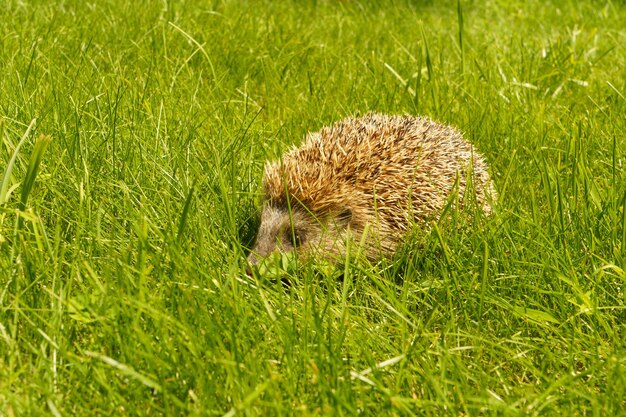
[1,0,624,415]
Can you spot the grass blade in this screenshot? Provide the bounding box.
[0,118,36,205]
[457,0,465,73]
[177,180,196,242]
[19,134,51,211]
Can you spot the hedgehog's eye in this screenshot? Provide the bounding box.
[337,207,352,226]
[285,228,304,247]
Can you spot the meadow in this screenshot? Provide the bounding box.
[1,0,625,415]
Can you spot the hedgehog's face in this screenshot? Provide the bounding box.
[247,203,352,267]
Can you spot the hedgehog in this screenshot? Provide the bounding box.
[247,113,496,266]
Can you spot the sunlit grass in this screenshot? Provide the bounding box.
[1,0,625,415]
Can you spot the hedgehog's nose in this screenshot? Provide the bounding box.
[247,252,259,266]
[246,253,259,276]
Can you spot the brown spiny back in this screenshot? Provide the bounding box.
[261,113,496,256]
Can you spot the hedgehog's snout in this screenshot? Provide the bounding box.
[247,204,304,267]
[246,251,260,267]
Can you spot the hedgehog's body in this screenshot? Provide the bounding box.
[248,113,496,265]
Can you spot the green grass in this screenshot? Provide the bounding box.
[1,0,625,415]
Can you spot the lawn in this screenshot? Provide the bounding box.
[1,0,625,415]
